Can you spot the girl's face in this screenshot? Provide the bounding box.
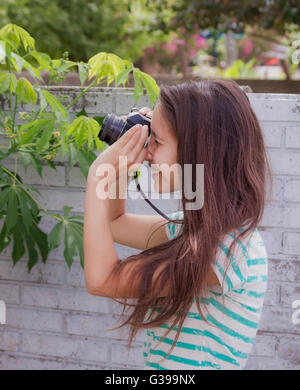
[145,104,180,193]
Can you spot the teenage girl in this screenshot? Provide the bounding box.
[83,79,272,370]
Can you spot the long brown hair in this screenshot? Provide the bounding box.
[107,79,273,361]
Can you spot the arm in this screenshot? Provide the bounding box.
[83,121,149,296]
[83,176,220,298]
[83,178,119,294]
[107,176,129,222]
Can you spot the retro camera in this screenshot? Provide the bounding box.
[98,107,151,147]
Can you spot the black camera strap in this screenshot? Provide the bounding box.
[133,171,172,222]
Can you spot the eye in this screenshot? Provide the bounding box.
[154,139,161,145]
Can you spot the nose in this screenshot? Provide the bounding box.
[145,151,153,164]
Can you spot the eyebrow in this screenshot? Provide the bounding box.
[151,128,164,141]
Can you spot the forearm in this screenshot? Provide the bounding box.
[83,177,119,292]
[108,175,130,221]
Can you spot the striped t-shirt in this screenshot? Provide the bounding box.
[143,210,268,370]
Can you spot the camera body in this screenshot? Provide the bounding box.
[98,108,152,146]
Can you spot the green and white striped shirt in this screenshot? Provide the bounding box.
[143,211,268,370]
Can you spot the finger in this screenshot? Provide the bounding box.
[127,127,149,166]
[139,107,153,117]
[123,124,146,154]
[128,147,148,175]
[117,123,142,148]
[135,144,148,166]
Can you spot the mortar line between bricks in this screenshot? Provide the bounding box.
[256,330,300,336]
[1,323,142,341]
[16,350,109,366]
[261,226,300,233]
[0,351,112,368]
[0,281,89,291]
[13,327,119,343]
[28,185,86,192]
[7,303,111,317]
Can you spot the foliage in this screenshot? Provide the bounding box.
[216,58,258,78]
[0,23,160,271]
[146,0,300,35]
[0,0,173,64]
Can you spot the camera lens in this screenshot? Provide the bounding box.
[98,114,126,145]
[99,111,152,146]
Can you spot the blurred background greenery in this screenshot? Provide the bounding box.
[1,0,299,87]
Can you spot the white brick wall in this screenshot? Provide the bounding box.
[0,87,299,370]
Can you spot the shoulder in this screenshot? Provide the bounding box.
[165,210,184,240]
[212,226,268,294]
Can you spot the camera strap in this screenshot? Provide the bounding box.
[133,171,172,222]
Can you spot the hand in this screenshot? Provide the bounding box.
[87,120,149,186]
[120,107,153,122]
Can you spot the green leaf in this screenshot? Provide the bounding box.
[11,52,40,79]
[68,143,79,169]
[22,187,39,218]
[30,51,52,70]
[133,68,160,108]
[0,72,10,94]
[36,120,55,151]
[69,221,84,269]
[40,89,68,121]
[77,61,88,86]
[51,59,77,73]
[28,153,43,178]
[0,24,35,52]
[115,63,133,87]
[88,52,124,86]
[11,225,26,265]
[15,77,37,105]
[37,210,62,221]
[16,190,32,232]
[63,206,73,219]
[48,221,64,251]
[38,89,48,111]
[0,222,10,252]
[8,73,17,94]
[17,150,32,172]
[133,70,144,103]
[6,190,18,232]
[30,223,50,264]
[22,183,41,197]
[18,118,53,146]
[76,149,90,179]
[92,116,105,127]
[0,187,10,209]
[63,222,78,269]
[67,115,100,150]
[19,220,38,272]
[68,215,84,221]
[76,106,88,118]
[60,139,69,158]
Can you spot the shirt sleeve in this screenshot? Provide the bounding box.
[211,231,251,294]
[165,211,184,240]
